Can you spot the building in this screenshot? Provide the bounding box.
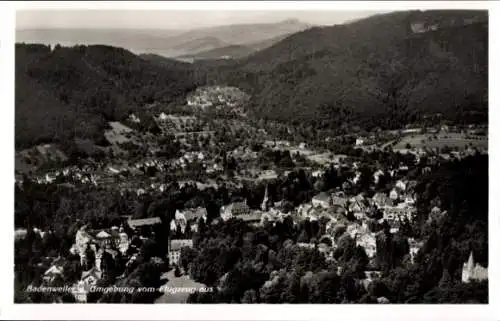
[389,189,399,201]
[331,193,348,213]
[317,243,335,261]
[168,239,194,266]
[404,195,416,206]
[372,193,392,208]
[240,211,264,227]
[383,205,416,222]
[408,238,424,263]
[95,230,113,247]
[411,22,427,33]
[297,242,315,249]
[355,138,365,146]
[312,193,331,209]
[297,203,314,218]
[462,252,488,283]
[72,280,88,303]
[72,267,103,303]
[312,170,324,178]
[74,225,96,266]
[373,170,385,184]
[174,207,207,233]
[15,228,27,241]
[158,112,168,121]
[361,271,382,290]
[118,227,130,255]
[88,226,129,251]
[81,267,101,287]
[43,263,64,283]
[220,200,251,221]
[129,114,141,123]
[258,170,278,181]
[349,195,367,214]
[428,206,446,222]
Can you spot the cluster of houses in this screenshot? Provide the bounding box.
[38,216,164,302]
[25,165,99,186]
[295,177,420,265]
[186,86,249,111]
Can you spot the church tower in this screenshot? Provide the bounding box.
[462,251,475,283]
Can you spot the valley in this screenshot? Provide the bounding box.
[14,9,489,305]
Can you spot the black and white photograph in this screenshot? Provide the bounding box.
[1,0,495,318]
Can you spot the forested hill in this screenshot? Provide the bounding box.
[16,10,489,150]
[199,10,488,131]
[15,44,197,149]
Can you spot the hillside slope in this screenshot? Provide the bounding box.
[174,33,296,61]
[203,10,488,131]
[15,43,197,150]
[168,36,229,57]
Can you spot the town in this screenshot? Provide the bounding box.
[13,8,489,305]
[14,101,488,303]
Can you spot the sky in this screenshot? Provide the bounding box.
[16,10,386,30]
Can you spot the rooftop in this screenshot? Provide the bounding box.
[170,239,194,251]
[313,192,330,203]
[128,217,162,228]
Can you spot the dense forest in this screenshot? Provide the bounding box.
[16,10,488,151]
[194,10,488,130]
[15,44,198,149]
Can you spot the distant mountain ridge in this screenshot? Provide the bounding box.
[16,19,312,58]
[174,32,297,61]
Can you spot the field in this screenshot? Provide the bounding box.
[393,133,488,151]
[104,121,134,144]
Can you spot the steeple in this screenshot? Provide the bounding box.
[261,184,269,211]
[462,251,475,283]
[467,251,474,272]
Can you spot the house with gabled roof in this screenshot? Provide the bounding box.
[220,200,251,220]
